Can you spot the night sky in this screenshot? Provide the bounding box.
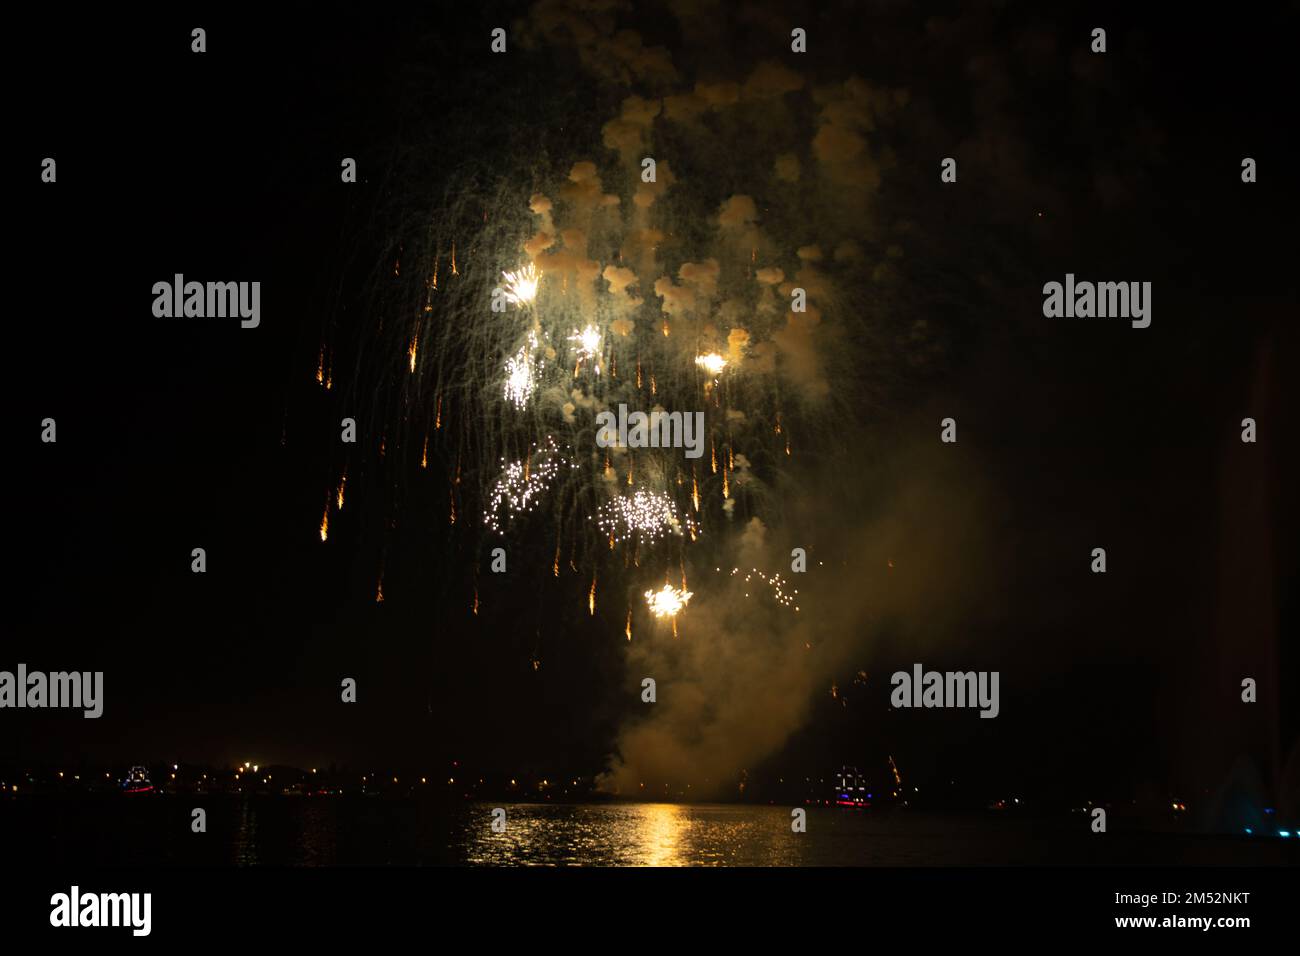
[9,1,1296,812]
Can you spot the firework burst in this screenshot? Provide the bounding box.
[694,353,727,376]
[501,263,540,308]
[311,40,875,662]
[568,324,603,374]
[644,583,693,637]
[644,584,690,616]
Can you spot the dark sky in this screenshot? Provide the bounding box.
[9,2,1296,806]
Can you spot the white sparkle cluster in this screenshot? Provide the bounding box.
[503,330,543,410]
[485,437,572,532]
[724,567,800,611]
[593,489,687,544]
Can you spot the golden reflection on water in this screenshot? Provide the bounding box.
[635,803,683,866]
[463,803,807,866]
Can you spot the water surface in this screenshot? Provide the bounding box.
[2,797,1286,866]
